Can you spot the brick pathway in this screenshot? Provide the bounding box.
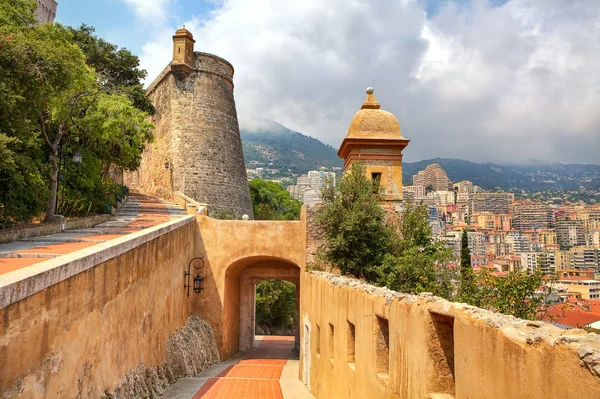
[163,336,313,399]
[193,337,293,399]
[0,194,186,275]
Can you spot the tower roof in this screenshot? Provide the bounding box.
[344,87,404,140]
[173,26,196,42]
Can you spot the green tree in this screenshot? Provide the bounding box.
[316,162,395,280]
[255,280,296,331]
[79,93,154,177]
[249,178,302,220]
[67,24,155,115]
[0,1,154,224]
[478,267,553,320]
[375,202,454,298]
[458,229,478,304]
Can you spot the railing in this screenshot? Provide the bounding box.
[174,191,208,216]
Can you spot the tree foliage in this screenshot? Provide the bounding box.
[316,163,395,280]
[458,229,478,304]
[255,280,296,331]
[249,178,302,220]
[477,267,553,320]
[0,0,153,225]
[375,202,454,298]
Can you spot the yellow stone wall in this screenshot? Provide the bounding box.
[299,272,600,399]
[0,220,211,397]
[345,147,404,198]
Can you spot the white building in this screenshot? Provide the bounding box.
[506,231,532,254]
[468,231,486,256]
[520,252,555,274]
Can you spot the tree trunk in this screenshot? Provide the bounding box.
[43,145,60,222]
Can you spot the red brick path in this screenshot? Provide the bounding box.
[192,336,294,399]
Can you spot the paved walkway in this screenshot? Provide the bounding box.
[164,336,314,399]
[0,194,187,275]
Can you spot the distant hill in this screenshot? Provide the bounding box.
[240,119,342,176]
[239,119,600,192]
[402,158,600,191]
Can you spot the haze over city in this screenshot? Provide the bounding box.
[56,0,600,165]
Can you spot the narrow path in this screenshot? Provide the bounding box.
[164,336,314,399]
[0,194,186,275]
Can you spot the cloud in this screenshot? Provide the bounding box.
[122,0,173,26]
[136,0,600,165]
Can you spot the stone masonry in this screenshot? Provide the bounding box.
[125,28,253,218]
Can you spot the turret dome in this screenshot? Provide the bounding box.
[344,88,404,140]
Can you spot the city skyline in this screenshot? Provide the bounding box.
[55,0,600,165]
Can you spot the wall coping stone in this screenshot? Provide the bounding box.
[0,215,195,309]
[307,270,600,378]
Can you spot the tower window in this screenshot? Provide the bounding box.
[178,47,181,53]
[371,172,382,193]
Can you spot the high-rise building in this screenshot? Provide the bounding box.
[556,219,586,248]
[469,193,514,215]
[453,180,474,194]
[307,170,336,188]
[511,202,552,231]
[506,231,532,253]
[467,231,486,256]
[520,252,555,274]
[34,0,58,24]
[412,164,452,191]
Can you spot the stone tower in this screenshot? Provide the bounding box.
[338,88,410,205]
[125,27,253,218]
[34,0,58,24]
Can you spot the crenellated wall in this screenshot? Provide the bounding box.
[299,271,600,399]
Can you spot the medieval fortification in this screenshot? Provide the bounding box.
[125,27,253,218]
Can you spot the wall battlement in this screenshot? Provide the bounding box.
[300,271,600,399]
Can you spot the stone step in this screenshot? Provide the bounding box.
[0,253,58,259]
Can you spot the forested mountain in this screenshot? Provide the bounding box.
[240,119,600,192]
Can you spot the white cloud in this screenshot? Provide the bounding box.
[122,0,173,26]
[136,0,600,164]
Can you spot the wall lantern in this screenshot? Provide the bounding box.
[73,152,82,166]
[165,161,170,169]
[185,257,205,297]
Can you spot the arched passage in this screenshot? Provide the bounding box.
[223,256,300,354]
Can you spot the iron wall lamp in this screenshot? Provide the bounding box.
[185,257,205,297]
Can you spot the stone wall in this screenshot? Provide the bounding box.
[0,214,110,244]
[299,271,600,399]
[125,52,253,218]
[0,218,219,398]
[193,211,306,360]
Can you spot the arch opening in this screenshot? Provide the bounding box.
[223,256,300,356]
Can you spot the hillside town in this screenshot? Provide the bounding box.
[282,163,600,330]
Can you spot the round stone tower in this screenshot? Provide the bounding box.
[128,27,253,218]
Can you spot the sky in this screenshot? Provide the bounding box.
[55,0,600,165]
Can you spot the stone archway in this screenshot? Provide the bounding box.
[239,264,300,352]
[221,256,301,357]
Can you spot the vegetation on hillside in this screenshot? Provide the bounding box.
[314,162,556,320]
[0,0,154,227]
[240,119,342,180]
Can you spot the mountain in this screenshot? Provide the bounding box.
[239,119,600,192]
[402,158,600,191]
[240,119,342,176]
